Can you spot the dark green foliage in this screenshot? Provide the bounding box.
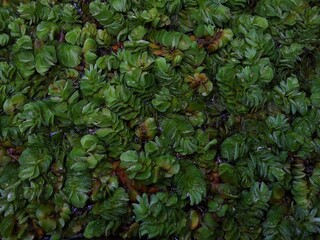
[0,0,320,239]
[133,192,187,238]
[84,187,129,238]
[174,161,207,205]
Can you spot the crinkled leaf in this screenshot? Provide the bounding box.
[57,43,82,68]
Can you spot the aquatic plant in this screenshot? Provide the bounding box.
[0,0,320,239]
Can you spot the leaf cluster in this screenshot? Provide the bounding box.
[0,0,320,239]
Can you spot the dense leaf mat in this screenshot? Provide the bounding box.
[1,0,320,239]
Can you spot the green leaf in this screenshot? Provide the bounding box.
[64,174,91,208]
[174,137,198,155]
[84,218,107,238]
[65,28,81,45]
[18,148,52,180]
[144,141,159,154]
[218,163,239,186]
[80,134,98,151]
[220,134,247,161]
[133,192,187,238]
[12,35,33,51]
[174,162,206,205]
[36,21,58,41]
[251,182,272,203]
[57,43,82,68]
[0,214,14,238]
[110,0,129,12]
[0,33,9,47]
[92,187,129,220]
[120,150,139,163]
[35,45,57,75]
[39,217,57,233]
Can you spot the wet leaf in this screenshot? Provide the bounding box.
[57,43,82,68]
